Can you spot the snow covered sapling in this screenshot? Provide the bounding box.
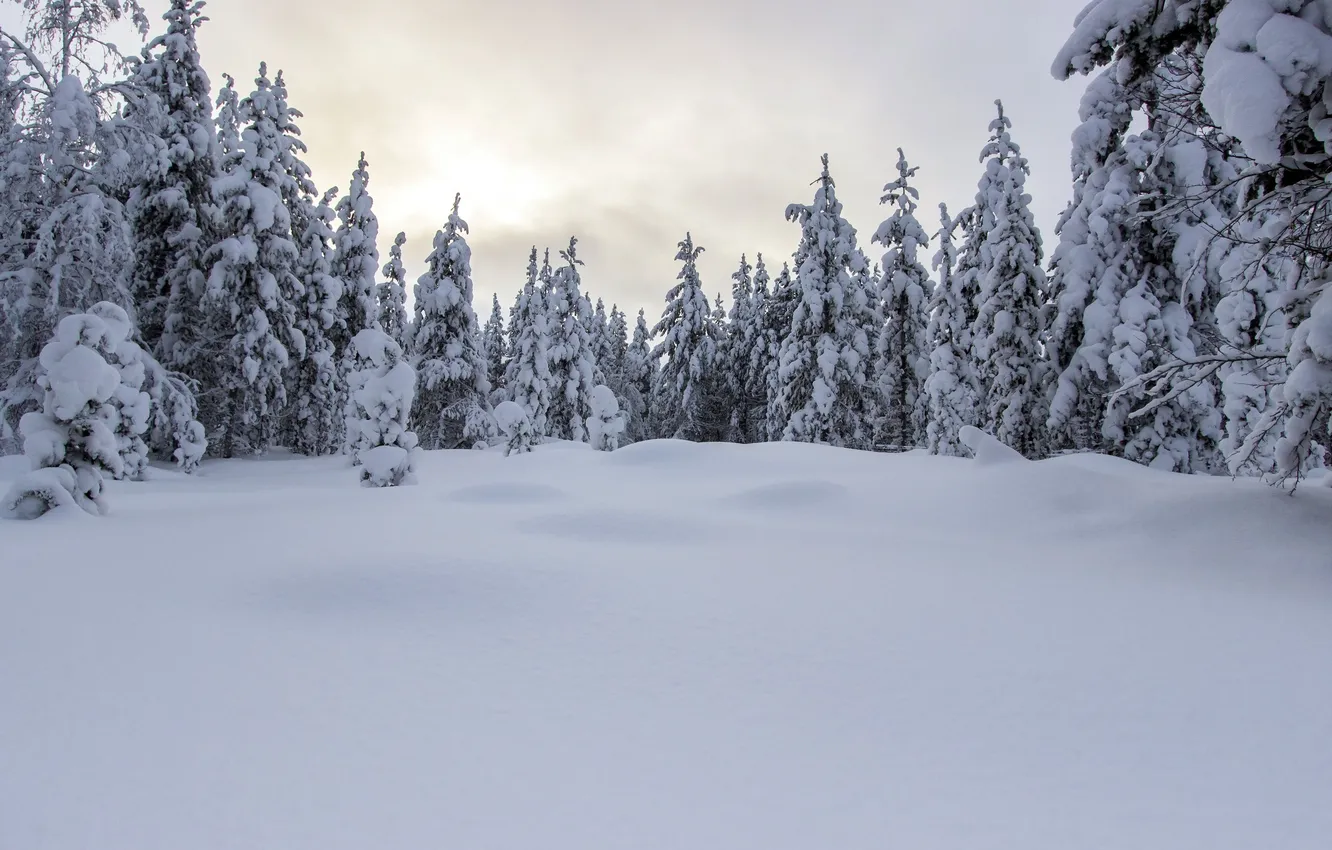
[347,329,419,487]
[494,400,537,456]
[4,310,145,518]
[588,384,625,451]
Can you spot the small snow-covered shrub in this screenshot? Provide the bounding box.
[347,329,419,487]
[588,384,625,452]
[142,362,207,473]
[494,400,536,456]
[7,309,148,517]
[89,303,152,481]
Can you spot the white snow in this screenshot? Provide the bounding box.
[2,442,1331,850]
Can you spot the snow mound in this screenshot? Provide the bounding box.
[960,425,1026,465]
[605,438,706,466]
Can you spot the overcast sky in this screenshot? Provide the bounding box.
[9,0,1093,320]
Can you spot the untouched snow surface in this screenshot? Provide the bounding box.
[2,440,1331,850]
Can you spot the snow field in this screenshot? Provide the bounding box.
[2,440,1330,850]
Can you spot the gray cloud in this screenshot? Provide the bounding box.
[5,1,1095,321]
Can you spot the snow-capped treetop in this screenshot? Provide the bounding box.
[873,148,932,302]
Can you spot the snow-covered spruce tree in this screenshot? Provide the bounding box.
[1047,55,1229,472]
[762,261,799,441]
[590,297,615,378]
[347,328,418,487]
[651,233,724,441]
[624,307,657,438]
[1044,70,1139,453]
[962,102,1048,458]
[743,254,773,442]
[125,0,219,363]
[718,254,762,442]
[493,400,536,456]
[923,204,978,456]
[410,194,492,449]
[601,303,646,442]
[378,231,411,352]
[545,238,598,442]
[331,153,380,362]
[1095,130,1225,473]
[5,310,146,518]
[1052,0,1332,482]
[588,384,625,451]
[872,149,933,451]
[199,63,303,457]
[775,155,877,449]
[482,293,507,392]
[0,75,141,450]
[285,186,343,456]
[505,248,554,438]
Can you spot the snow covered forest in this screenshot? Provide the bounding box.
[5,0,1332,514]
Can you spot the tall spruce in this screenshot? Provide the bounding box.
[923,204,978,456]
[410,194,491,449]
[482,293,507,393]
[963,102,1048,457]
[774,155,876,448]
[199,63,303,457]
[505,248,554,438]
[125,0,219,365]
[872,148,933,451]
[651,233,722,440]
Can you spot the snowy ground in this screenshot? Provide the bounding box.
[2,440,1330,850]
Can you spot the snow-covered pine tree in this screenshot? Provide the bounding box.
[624,307,657,439]
[963,102,1048,458]
[1050,0,1332,482]
[602,303,646,442]
[198,63,303,457]
[378,231,411,352]
[718,254,762,442]
[0,75,139,450]
[923,204,978,456]
[331,152,381,356]
[545,237,598,442]
[590,297,616,379]
[1044,70,1139,453]
[651,233,723,440]
[347,328,418,487]
[742,254,772,442]
[286,186,343,456]
[504,248,553,438]
[762,261,798,441]
[125,0,219,364]
[410,194,491,449]
[482,293,507,393]
[774,155,876,449]
[872,149,933,451]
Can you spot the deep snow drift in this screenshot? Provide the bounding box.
[1,440,1330,850]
